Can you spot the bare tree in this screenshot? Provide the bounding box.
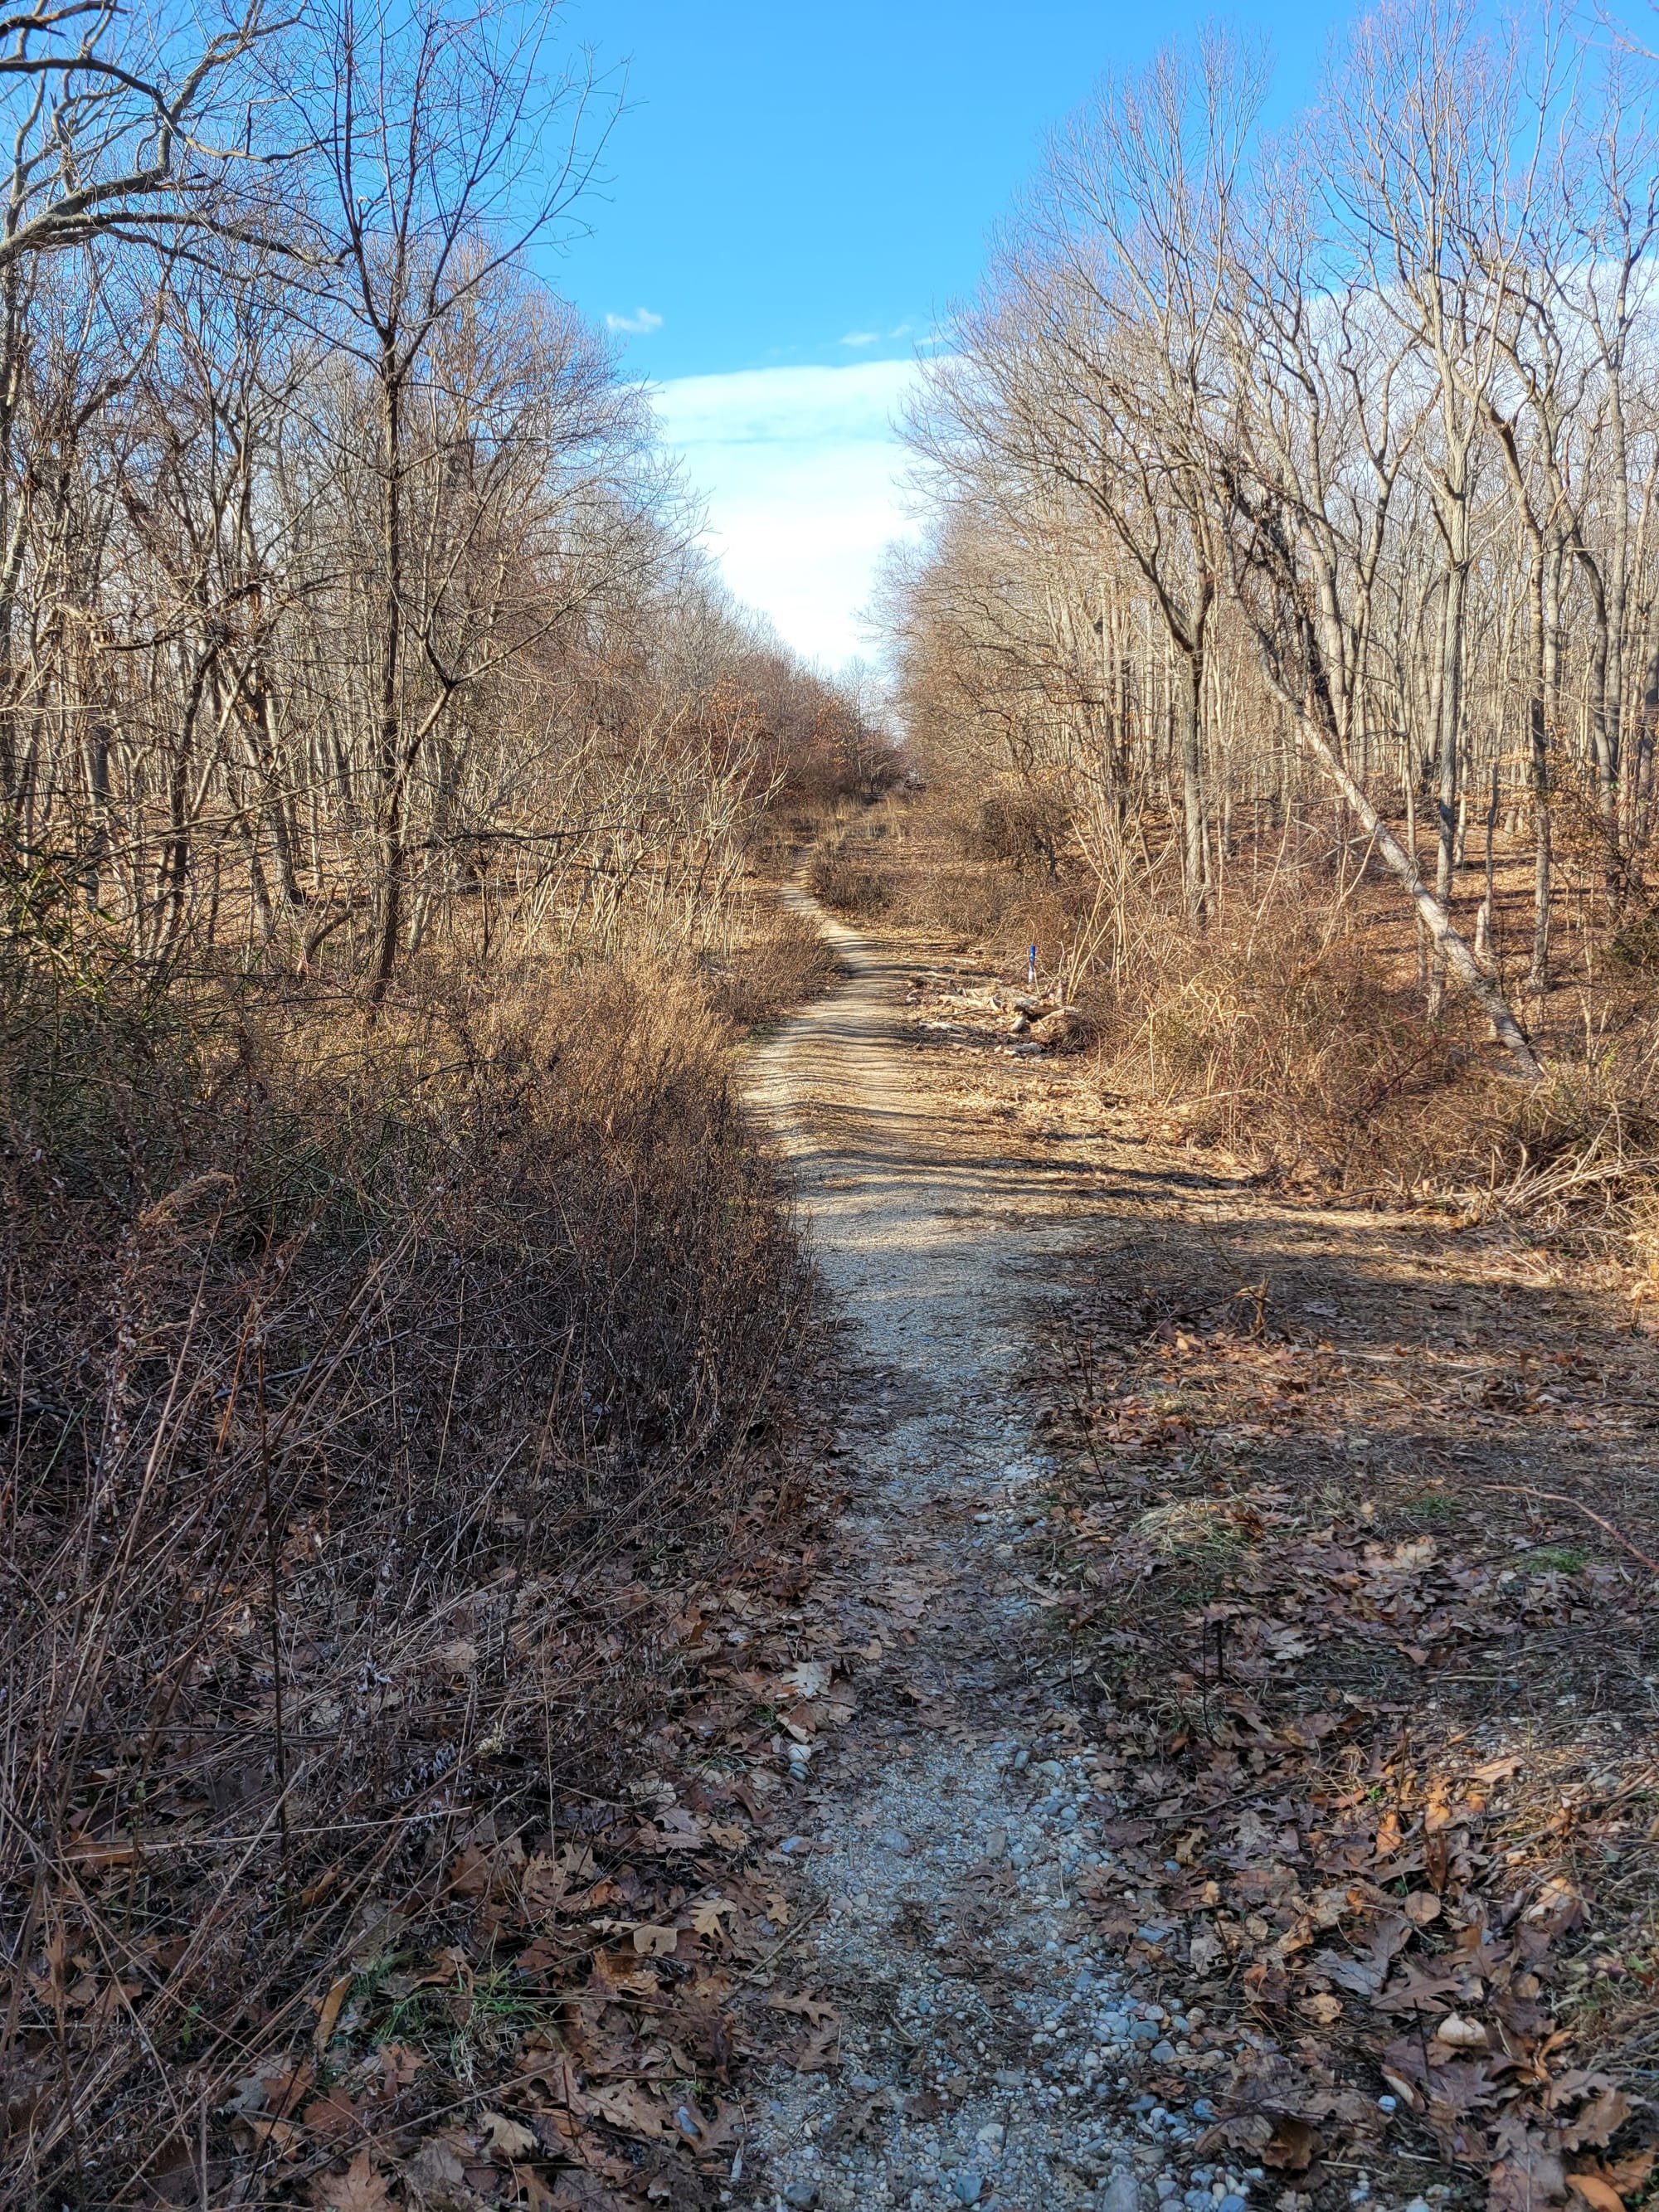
[898,0,1659,1078]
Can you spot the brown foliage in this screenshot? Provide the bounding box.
[704,902,842,1030]
[805,846,895,919]
[0,925,812,2201]
[1031,1237,1659,2206]
[1088,898,1492,1193]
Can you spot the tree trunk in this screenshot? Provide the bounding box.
[1527,542,1552,993]
[1429,560,1467,1015]
[370,353,406,1007]
[1174,647,1205,922]
[1297,711,1541,1077]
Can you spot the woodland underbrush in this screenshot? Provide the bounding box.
[0,886,816,2203]
[705,898,842,1027]
[1035,1229,1659,2204]
[806,802,1083,955]
[1087,902,1496,1194]
[804,842,894,921]
[818,793,1659,1242]
[1088,893,1659,1238]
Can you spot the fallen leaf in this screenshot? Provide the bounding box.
[1190,1926,1227,1975]
[648,1806,706,1849]
[1562,2089,1632,2151]
[767,1991,840,2026]
[404,2134,468,2196]
[1307,1887,1355,1929]
[630,1923,679,1957]
[1374,1961,1466,2013]
[1567,2180,1623,2212]
[1473,1757,1520,1786]
[229,2059,314,2117]
[586,2082,676,2140]
[244,2117,302,2154]
[377,2044,423,2097]
[670,2095,742,2151]
[311,1971,354,2052]
[785,2022,839,2073]
[1262,2115,1322,2173]
[304,2088,371,2145]
[1318,1913,1412,1996]
[311,2148,392,2212]
[1523,1875,1586,1936]
[482,2112,538,2161]
[1489,2133,1567,2212]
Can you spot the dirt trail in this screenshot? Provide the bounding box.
[739,897,1244,2212]
[733,887,1659,2212]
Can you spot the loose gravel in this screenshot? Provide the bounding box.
[737,898,1438,2212]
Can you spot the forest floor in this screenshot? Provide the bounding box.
[732,891,1659,2212]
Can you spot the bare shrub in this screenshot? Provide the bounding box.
[910,860,1018,940]
[1450,1059,1659,1237]
[1081,875,1659,1231]
[806,847,894,918]
[1090,901,1490,1192]
[933,872,1083,960]
[707,902,841,1028]
[950,787,1072,873]
[0,903,809,2202]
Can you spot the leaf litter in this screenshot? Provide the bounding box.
[245,1534,870,2212]
[1027,1201,1659,2212]
[10,1323,869,2211]
[170,940,1659,2212]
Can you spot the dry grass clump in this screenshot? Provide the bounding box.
[1450,1061,1659,1237]
[820,812,1087,959]
[706,900,842,1028]
[903,858,1021,941]
[805,843,894,918]
[944,785,1073,875]
[1089,904,1487,1193]
[0,898,810,2201]
[1087,890,1659,1234]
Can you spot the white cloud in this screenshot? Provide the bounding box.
[650,358,925,669]
[839,329,881,348]
[606,306,664,335]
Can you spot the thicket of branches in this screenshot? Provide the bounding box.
[0,2,878,2198]
[0,0,880,986]
[892,0,1659,1083]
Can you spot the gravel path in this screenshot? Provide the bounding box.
[737,901,1267,2212]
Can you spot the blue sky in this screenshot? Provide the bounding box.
[554,0,1356,665]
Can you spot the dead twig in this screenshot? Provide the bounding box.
[1466,1481,1659,1579]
